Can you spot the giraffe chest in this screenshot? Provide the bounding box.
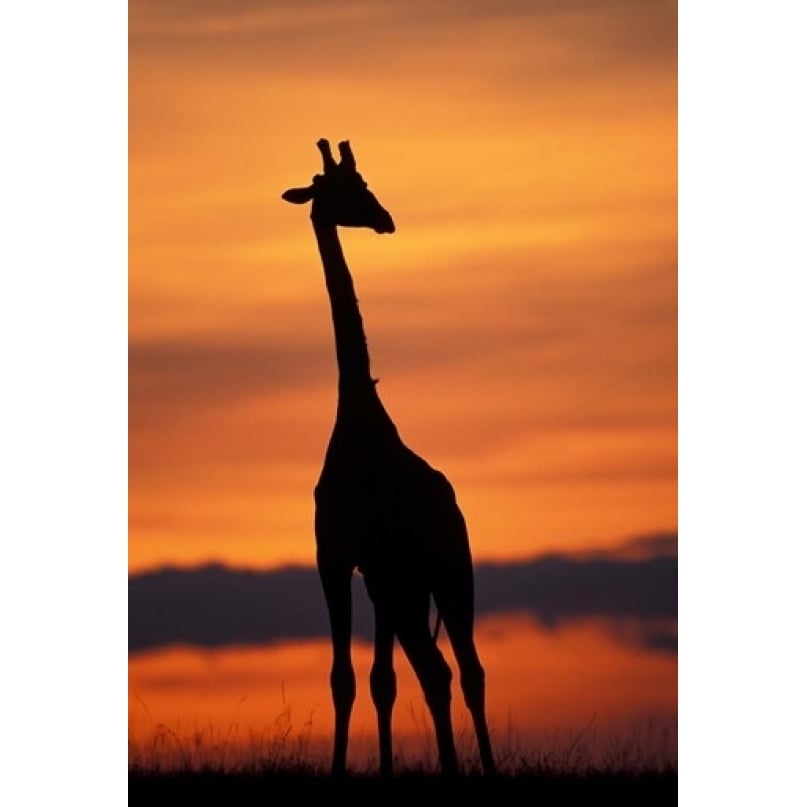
[316,454,414,521]
[314,441,457,570]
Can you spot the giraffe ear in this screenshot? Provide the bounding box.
[282,186,314,204]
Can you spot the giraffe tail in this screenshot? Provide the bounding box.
[432,609,442,642]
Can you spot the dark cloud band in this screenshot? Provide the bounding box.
[129,533,677,655]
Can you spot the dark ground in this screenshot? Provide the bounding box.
[129,769,677,805]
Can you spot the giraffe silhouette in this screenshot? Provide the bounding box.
[282,139,496,778]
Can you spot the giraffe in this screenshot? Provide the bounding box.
[282,139,496,778]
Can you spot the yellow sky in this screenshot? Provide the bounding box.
[129,0,677,573]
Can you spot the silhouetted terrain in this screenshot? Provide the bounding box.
[129,768,677,805]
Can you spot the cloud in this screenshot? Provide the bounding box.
[129,335,329,429]
[129,533,677,655]
[127,315,565,434]
[613,532,678,559]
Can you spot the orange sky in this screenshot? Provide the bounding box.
[129,0,677,573]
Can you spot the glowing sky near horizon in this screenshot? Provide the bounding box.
[129,615,677,770]
[129,0,677,573]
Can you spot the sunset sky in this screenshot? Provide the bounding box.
[129,0,677,768]
[130,0,677,574]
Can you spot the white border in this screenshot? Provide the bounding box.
[0,2,127,803]
[3,1,806,803]
[679,1,807,804]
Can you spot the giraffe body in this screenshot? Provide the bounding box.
[316,390,468,578]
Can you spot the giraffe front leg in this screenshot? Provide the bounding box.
[318,558,356,777]
[369,608,396,777]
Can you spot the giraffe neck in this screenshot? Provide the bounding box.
[313,222,375,398]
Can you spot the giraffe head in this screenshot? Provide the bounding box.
[282,139,395,234]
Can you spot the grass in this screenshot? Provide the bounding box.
[129,708,676,804]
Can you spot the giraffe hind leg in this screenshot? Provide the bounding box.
[434,571,496,776]
[366,574,459,776]
[446,616,496,775]
[394,604,459,776]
